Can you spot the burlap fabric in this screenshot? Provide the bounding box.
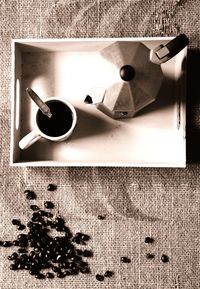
[1,0,200,288]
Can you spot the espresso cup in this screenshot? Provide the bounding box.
[19,97,77,150]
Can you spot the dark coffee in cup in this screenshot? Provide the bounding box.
[36,100,73,137]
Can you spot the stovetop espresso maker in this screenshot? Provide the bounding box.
[85,34,189,119]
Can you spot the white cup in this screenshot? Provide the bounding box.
[19,97,77,150]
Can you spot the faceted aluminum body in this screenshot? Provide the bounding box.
[93,41,164,119]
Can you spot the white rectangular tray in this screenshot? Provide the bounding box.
[10,37,187,167]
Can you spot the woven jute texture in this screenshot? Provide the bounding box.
[1,1,200,288]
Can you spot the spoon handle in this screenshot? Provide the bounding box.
[26,88,52,118]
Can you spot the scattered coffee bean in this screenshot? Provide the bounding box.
[80,234,90,241]
[17,224,26,231]
[29,270,36,275]
[24,190,36,200]
[30,205,40,211]
[97,215,106,220]
[64,270,71,276]
[104,270,114,277]
[46,272,54,278]
[12,240,19,246]
[9,264,18,270]
[161,254,169,263]
[47,184,57,191]
[2,241,13,247]
[57,272,65,278]
[52,266,61,273]
[46,212,53,218]
[18,248,28,254]
[80,267,91,274]
[12,219,21,226]
[83,250,93,257]
[144,237,154,244]
[76,249,83,256]
[9,253,18,260]
[120,256,131,263]
[96,274,104,281]
[44,201,54,209]
[146,253,155,259]
[35,273,45,279]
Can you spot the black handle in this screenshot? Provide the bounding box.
[150,34,189,64]
[164,34,189,58]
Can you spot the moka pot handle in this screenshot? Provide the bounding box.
[150,34,189,65]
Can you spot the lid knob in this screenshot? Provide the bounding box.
[120,65,135,81]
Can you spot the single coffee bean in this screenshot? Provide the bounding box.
[69,268,79,275]
[161,254,169,263]
[56,255,63,262]
[80,234,90,241]
[64,270,71,276]
[97,215,106,220]
[144,237,154,244]
[30,205,40,211]
[18,248,28,254]
[12,240,19,246]
[10,264,18,270]
[146,253,155,259]
[120,257,131,263]
[17,224,26,230]
[96,274,104,281]
[12,219,21,226]
[44,201,54,209]
[29,270,37,275]
[47,184,57,191]
[10,252,18,260]
[54,217,65,226]
[57,272,65,278]
[104,270,114,277]
[65,231,72,239]
[25,190,36,200]
[70,256,81,262]
[78,261,88,269]
[58,262,68,269]
[46,272,54,278]
[35,273,45,279]
[55,225,65,232]
[2,241,13,247]
[0,241,3,246]
[80,267,90,274]
[38,210,48,217]
[17,234,27,241]
[76,249,83,256]
[83,250,93,257]
[52,266,61,273]
[46,212,53,218]
[72,237,81,244]
[17,263,25,270]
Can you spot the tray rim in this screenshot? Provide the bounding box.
[10,36,187,168]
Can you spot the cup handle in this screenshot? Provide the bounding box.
[19,130,41,150]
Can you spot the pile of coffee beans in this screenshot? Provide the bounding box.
[0,186,93,279]
[1,183,169,282]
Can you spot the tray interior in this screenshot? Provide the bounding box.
[11,38,187,167]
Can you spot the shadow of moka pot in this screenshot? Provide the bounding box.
[84,34,189,119]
